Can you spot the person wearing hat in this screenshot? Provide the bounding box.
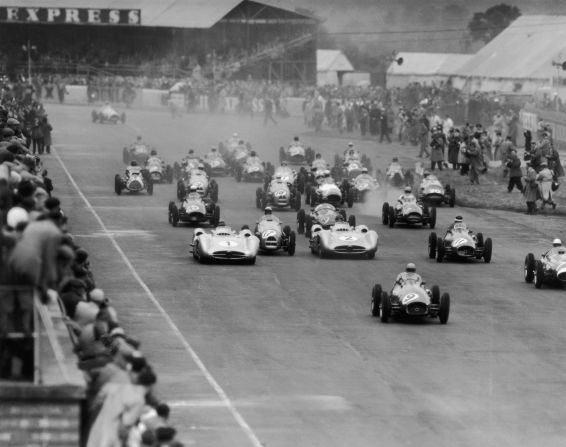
[505,149,523,193]
[311,152,328,172]
[536,161,556,209]
[523,162,539,214]
[445,216,470,241]
[396,185,414,208]
[545,239,565,257]
[392,263,425,297]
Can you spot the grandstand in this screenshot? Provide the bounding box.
[0,0,318,83]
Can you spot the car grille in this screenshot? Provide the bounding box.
[406,302,428,316]
[276,197,288,206]
[424,193,444,202]
[212,251,246,259]
[457,246,475,257]
[128,180,142,191]
[334,245,366,253]
[405,212,422,223]
[289,155,305,163]
[326,194,341,205]
[151,172,162,181]
[187,212,204,221]
[265,236,278,249]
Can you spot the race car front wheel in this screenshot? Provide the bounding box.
[524,253,535,283]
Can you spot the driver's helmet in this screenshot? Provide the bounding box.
[250,151,257,157]
[188,149,194,155]
[264,206,273,215]
[281,161,288,167]
[233,133,238,138]
[150,149,157,156]
[323,170,331,178]
[130,161,138,167]
[392,157,399,162]
[361,167,368,174]
[406,262,416,273]
[454,215,463,225]
[404,186,412,193]
[348,142,354,148]
[553,238,562,247]
[335,214,345,222]
[136,136,142,142]
[293,136,299,142]
[211,146,217,152]
[423,170,431,178]
[348,149,355,155]
[315,153,321,159]
[239,140,245,145]
[197,164,205,171]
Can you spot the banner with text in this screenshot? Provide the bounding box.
[0,7,141,25]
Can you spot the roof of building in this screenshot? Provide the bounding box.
[453,15,566,80]
[387,52,472,76]
[317,49,354,72]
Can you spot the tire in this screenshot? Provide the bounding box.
[166,165,174,183]
[287,231,296,256]
[431,285,440,305]
[211,183,219,202]
[348,215,356,227]
[367,250,376,260]
[476,232,484,247]
[305,215,312,238]
[428,232,437,259]
[382,202,389,225]
[171,205,179,227]
[524,253,535,283]
[534,260,544,289]
[294,192,302,211]
[297,209,305,234]
[248,256,256,265]
[371,284,382,317]
[339,209,347,220]
[211,205,220,226]
[177,181,186,201]
[483,238,492,263]
[380,292,391,323]
[449,188,456,207]
[429,207,437,228]
[91,110,98,122]
[436,236,445,262]
[438,293,450,324]
[114,174,122,195]
[146,179,153,196]
[388,206,395,228]
[283,225,291,237]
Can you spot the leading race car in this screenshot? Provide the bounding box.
[123,143,151,166]
[114,165,153,196]
[418,173,456,207]
[92,103,126,124]
[382,196,436,228]
[168,190,220,227]
[297,203,352,238]
[309,221,378,259]
[191,224,259,264]
[371,275,450,324]
[524,242,566,289]
[256,177,301,211]
[428,223,492,263]
[254,213,296,256]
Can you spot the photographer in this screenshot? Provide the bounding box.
[505,149,523,193]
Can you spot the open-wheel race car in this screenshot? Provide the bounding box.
[279,142,314,166]
[123,143,150,166]
[342,173,379,203]
[382,197,436,228]
[307,180,352,208]
[428,224,492,263]
[297,203,353,238]
[524,244,566,289]
[177,169,218,202]
[309,221,378,259]
[254,213,296,256]
[371,277,450,324]
[114,166,153,196]
[383,161,414,188]
[191,224,259,264]
[256,177,301,211]
[168,191,220,227]
[266,165,306,193]
[92,103,126,124]
[203,153,229,177]
[418,174,455,207]
[146,156,173,184]
[235,157,270,183]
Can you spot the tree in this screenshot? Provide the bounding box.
[467,4,521,44]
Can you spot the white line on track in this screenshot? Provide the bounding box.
[52,148,263,447]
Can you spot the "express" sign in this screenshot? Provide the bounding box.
[0,7,141,25]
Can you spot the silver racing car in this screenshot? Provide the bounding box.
[309,221,378,259]
[191,224,259,264]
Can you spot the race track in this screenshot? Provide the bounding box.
[45,105,566,447]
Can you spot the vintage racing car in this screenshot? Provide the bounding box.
[309,221,378,259]
[123,143,151,166]
[297,203,352,238]
[114,166,153,195]
[168,192,220,227]
[254,214,296,256]
[279,143,314,165]
[92,103,126,124]
[146,156,173,184]
[256,177,301,211]
[343,173,379,203]
[177,169,219,202]
[236,158,266,182]
[428,224,492,263]
[191,224,260,264]
[382,197,436,228]
[524,246,566,289]
[203,153,229,176]
[308,180,351,208]
[371,280,450,324]
[418,174,456,207]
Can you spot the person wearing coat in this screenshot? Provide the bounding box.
[466,138,482,185]
[523,163,539,214]
[40,116,53,154]
[537,162,556,209]
[505,149,523,192]
[447,128,461,169]
[429,131,445,170]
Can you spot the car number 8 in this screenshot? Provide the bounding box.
[262,230,277,238]
[187,205,200,212]
[453,238,467,246]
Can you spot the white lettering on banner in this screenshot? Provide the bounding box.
[109,9,120,24]
[47,8,61,21]
[128,10,140,24]
[6,7,17,20]
[88,9,101,23]
[65,8,79,23]
[26,8,39,21]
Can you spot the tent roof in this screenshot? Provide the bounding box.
[454,15,566,80]
[317,49,354,72]
[0,0,313,28]
[387,52,472,76]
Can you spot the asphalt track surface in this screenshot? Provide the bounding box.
[45,105,566,447]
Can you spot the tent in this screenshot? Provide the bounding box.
[317,49,354,86]
[452,15,566,93]
[386,52,472,88]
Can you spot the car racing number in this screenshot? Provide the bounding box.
[186,205,200,212]
[274,190,286,197]
[262,229,278,238]
[453,238,467,247]
[339,235,358,241]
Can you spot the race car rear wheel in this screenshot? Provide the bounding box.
[534,260,544,289]
[346,190,354,208]
[483,238,493,263]
[287,231,296,256]
[380,293,391,323]
[247,257,256,265]
[476,232,484,247]
[170,205,179,227]
[428,232,437,258]
[382,202,389,225]
[371,284,382,317]
[310,187,317,206]
[297,209,305,234]
[436,237,445,262]
[211,205,220,226]
[431,285,440,305]
[114,175,122,195]
[448,188,456,207]
[348,215,356,227]
[439,293,450,324]
[339,209,347,220]
[211,183,219,202]
[388,206,396,228]
[524,253,535,283]
[429,207,437,229]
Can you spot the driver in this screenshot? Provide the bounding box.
[125,160,140,177]
[228,133,239,147]
[392,263,425,296]
[311,153,329,172]
[354,167,375,184]
[386,157,403,178]
[446,216,467,234]
[335,213,345,223]
[132,135,146,146]
[289,136,304,148]
[315,171,326,185]
[264,206,273,216]
[205,146,220,159]
[246,150,261,165]
[322,170,334,184]
[545,238,565,257]
[343,142,360,162]
[186,186,200,200]
[397,186,415,206]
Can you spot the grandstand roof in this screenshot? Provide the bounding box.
[453,15,566,80]
[317,50,354,72]
[0,0,314,28]
[387,52,472,76]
